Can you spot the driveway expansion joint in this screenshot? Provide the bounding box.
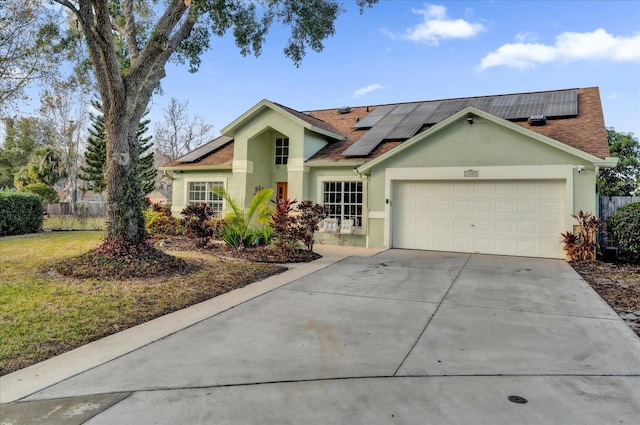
[283,287,440,304]
[439,301,624,321]
[393,254,473,376]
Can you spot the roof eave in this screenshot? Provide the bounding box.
[159,164,232,172]
[221,99,345,140]
[594,157,619,168]
[308,125,346,141]
[306,160,368,168]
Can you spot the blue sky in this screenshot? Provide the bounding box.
[153,1,640,139]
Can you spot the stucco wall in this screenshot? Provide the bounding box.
[364,116,598,249]
[169,169,233,216]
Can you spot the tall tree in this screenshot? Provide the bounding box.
[598,128,640,196]
[137,116,157,195]
[0,117,52,188]
[0,0,74,115]
[79,108,107,193]
[39,82,89,214]
[80,105,156,195]
[45,0,377,258]
[26,145,68,187]
[154,98,212,160]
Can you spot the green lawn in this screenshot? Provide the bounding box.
[0,232,285,375]
[42,215,106,231]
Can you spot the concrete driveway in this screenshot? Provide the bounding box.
[2,248,640,424]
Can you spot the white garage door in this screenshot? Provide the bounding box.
[392,180,566,258]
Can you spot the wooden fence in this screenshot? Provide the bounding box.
[599,196,640,223]
[598,196,639,246]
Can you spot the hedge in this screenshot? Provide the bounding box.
[21,182,60,204]
[0,191,43,236]
[606,201,640,264]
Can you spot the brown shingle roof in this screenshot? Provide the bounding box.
[513,87,609,158]
[273,102,343,138]
[163,140,234,168]
[163,87,610,169]
[306,87,609,161]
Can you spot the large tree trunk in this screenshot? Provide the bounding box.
[102,105,146,250]
[58,0,192,257]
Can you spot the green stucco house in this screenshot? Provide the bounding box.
[160,87,616,259]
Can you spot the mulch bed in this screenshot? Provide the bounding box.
[571,261,640,337]
[158,236,322,263]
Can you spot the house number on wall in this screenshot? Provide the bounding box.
[464,169,479,178]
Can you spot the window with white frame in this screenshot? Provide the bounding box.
[275,137,289,165]
[187,181,224,215]
[323,181,363,228]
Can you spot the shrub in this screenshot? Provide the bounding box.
[561,210,602,262]
[272,198,300,253]
[221,221,244,247]
[0,191,43,235]
[271,199,327,254]
[252,224,274,246]
[20,183,59,204]
[607,202,640,264]
[296,200,328,251]
[145,208,185,238]
[181,203,217,247]
[214,187,274,249]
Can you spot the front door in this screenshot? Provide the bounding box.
[276,182,288,200]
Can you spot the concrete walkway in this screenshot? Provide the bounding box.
[2,248,640,424]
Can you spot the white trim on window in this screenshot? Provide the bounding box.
[317,176,367,233]
[184,177,228,217]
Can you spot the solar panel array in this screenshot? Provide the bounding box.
[342,90,578,157]
[177,135,233,163]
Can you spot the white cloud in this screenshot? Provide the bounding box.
[479,29,640,70]
[514,32,538,43]
[387,4,485,45]
[353,83,386,98]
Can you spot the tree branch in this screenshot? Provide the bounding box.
[122,0,140,61]
[127,1,189,83]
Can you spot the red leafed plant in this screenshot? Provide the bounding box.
[561,210,603,262]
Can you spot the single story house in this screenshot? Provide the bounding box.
[160,87,617,259]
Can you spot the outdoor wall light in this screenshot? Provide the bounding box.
[466,116,474,125]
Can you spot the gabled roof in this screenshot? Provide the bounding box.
[221,99,345,141]
[357,106,616,174]
[161,135,234,169]
[306,87,609,162]
[161,87,611,170]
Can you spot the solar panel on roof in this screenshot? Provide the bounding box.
[491,95,519,107]
[389,103,419,115]
[353,104,396,128]
[177,136,233,163]
[343,90,578,157]
[387,104,439,139]
[342,125,390,156]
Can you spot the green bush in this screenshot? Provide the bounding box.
[0,191,43,235]
[181,203,218,247]
[214,187,274,249]
[607,202,640,264]
[20,183,60,204]
[144,208,185,238]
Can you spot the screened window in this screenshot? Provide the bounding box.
[187,181,224,215]
[323,181,363,227]
[275,137,289,165]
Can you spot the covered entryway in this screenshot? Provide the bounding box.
[392,180,566,258]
